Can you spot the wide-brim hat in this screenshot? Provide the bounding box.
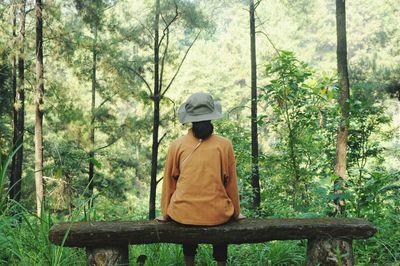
[178,92,223,124]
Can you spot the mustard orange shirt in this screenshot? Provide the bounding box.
[161,129,240,226]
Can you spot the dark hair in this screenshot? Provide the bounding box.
[192,120,213,140]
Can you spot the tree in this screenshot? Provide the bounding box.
[249,0,261,210]
[10,0,26,203]
[346,86,391,217]
[149,0,161,220]
[74,0,110,207]
[334,0,350,214]
[261,51,334,211]
[88,18,98,206]
[34,0,45,216]
[119,0,206,220]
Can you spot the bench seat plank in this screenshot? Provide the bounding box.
[49,218,376,248]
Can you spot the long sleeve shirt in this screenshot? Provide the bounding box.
[161,129,241,226]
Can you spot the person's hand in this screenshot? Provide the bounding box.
[155,216,168,222]
[236,213,246,220]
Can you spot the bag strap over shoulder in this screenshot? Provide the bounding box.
[181,139,203,166]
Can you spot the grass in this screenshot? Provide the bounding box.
[0,205,86,266]
[0,146,87,266]
[128,241,305,266]
[0,144,21,213]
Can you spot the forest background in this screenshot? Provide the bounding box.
[0,0,399,265]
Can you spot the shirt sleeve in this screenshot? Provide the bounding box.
[226,142,241,218]
[161,143,179,219]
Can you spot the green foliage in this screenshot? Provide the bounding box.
[0,144,82,265]
[344,84,394,218]
[0,145,21,213]
[0,201,90,266]
[0,60,12,153]
[215,119,254,212]
[0,209,82,265]
[0,0,399,264]
[260,50,337,212]
[74,0,113,32]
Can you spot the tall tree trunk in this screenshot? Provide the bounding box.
[334,0,350,215]
[249,0,261,210]
[11,0,26,203]
[10,2,18,201]
[88,28,98,207]
[149,0,160,220]
[35,0,45,217]
[10,1,19,202]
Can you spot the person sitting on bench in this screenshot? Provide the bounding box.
[158,92,244,266]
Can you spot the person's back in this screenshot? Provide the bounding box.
[162,125,240,226]
[159,92,243,266]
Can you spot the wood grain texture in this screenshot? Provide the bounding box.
[49,218,376,248]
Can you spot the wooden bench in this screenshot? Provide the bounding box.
[48,218,376,266]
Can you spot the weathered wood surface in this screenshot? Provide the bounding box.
[86,246,128,266]
[307,239,354,266]
[49,218,376,247]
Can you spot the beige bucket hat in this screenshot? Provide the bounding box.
[178,92,223,124]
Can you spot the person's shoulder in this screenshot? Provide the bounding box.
[213,134,233,146]
[169,135,186,149]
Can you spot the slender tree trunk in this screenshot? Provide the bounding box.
[334,0,350,215]
[9,6,18,187]
[284,103,300,210]
[88,28,98,207]
[11,0,26,203]
[35,0,45,217]
[149,0,160,220]
[249,0,261,210]
[10,2,17,201]
[9,2,22,201]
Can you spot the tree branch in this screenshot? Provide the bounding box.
[103,2,118,11]
[158,131,168,146]
[124,65,152,96]
[158,2,179,47]
[93,125,126,153]
[97,92,118,109]
[94,139,119,152]
[163,96,177,120]
[133,17,154,40]
[156,176,164,185]
[254,0,262,9]
[228,105,251,115]
[256,30,280,56]
[159,26,169,92]
[161,31,202,97]
[254,11,268,28]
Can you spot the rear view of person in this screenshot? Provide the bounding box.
[158,92,244,266]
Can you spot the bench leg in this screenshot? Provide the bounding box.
[86,245,129,266]
[306,239,354,266]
